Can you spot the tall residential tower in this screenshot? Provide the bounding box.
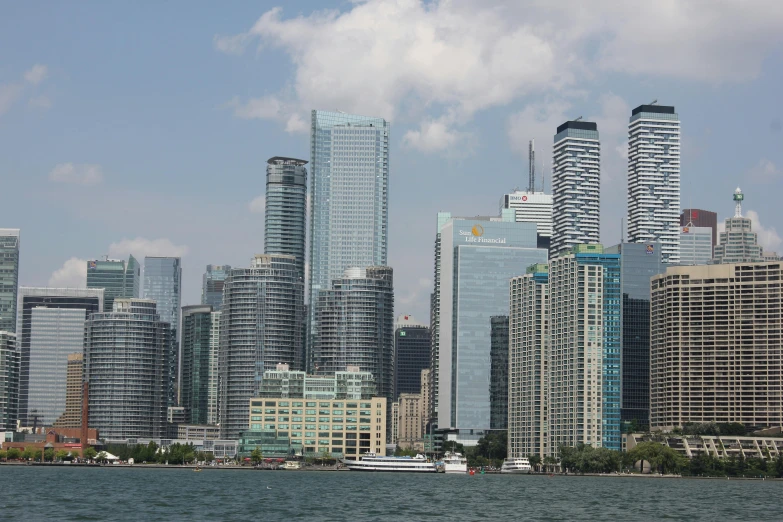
[265,157,308,281]
[0,229,20,333]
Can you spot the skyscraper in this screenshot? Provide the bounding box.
[0,229,20,333]
[180,304,214,425]
[0,331,19,430]
[53,353,83,429]
[201,264,231,311]
[713,188,779,263]
[17,287,103,426]
[86,256,140,312]
[394,323,430,399]
[627,103,681,264]
[84,299,171,440]
[500,191,553,250]
[679,226,713,265]
[489,316,509,431]
[208,310,220,425]
[219,254,304,439]
[265,157,308,281]
[551,121,601,258]
[680,208,717,249]
[308,110,390,369]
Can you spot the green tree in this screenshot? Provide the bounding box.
[250,448,263,465]
[475,431,507,466]
[394,446,418,457]
[0,449,7,461]
[628,442,686,474]
[21,448,35,460]
[55,450,69,461]
[441,441,465,454]
[44,448,55,462]
[83,447,98,460]
[528,454,541,472]
[7,448,21,460]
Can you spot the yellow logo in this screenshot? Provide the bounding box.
[471,224,484,237]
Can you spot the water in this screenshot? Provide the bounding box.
[2,467,782,521]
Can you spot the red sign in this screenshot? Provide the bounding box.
[521,196,528,202]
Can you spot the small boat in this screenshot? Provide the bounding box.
[441,452,468,474]
[501,457,532,474]
[193,467,202,472]
[343,451,437,473]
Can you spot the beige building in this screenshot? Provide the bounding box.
[397,393,423,450]
[53,353,82,429]
[650,262,783,430]
[249,397,387,458]
[624,432,783,461]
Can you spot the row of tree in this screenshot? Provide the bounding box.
[103,442,214,464]
[0,447,99,461]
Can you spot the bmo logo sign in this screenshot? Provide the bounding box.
[509,195,528,202]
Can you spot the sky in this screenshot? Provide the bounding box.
[2,0,783,323]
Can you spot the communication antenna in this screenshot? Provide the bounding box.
[528,140,536,192]
[649,99,658,105]
[574,116,583,122]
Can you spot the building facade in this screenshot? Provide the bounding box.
[501,191,553,247]
[181,305,215,425]
[265,157,308,281]
[679,226,713,265]
[257,364,377,400]
[53,353,83,429]
[208,311,220,425]
[17,287,103,426]
[509,265,549,459]
[201,264,231,311]
[86,256,140,312]
[0,331,19,430]
[84,299,171,439]
[549,245,621,451]
[680,209,717,248]
[0,229,20,334]
[713,189,778,263]
[551,121,600,258]
[650,262,783,430]
[489,316,509,431]
[308,110,390,370]
[218,255,305,440]
[627,103,681,264]
[394,324,430,399]
[397,393,424,450]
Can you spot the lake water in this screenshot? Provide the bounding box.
[2,466,782,521]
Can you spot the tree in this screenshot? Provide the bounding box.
[528,455,541,472]
[475,431,507,466]
[394,446,417,457]
[21,448,35,460]
[628,442,686,474]
[441,441,464,454]
[83,447,98,461]
[7,448,21,460]
[0,450,7,461]
[250,448,263,465]
[55,450,70,461]
[44,448,55,462]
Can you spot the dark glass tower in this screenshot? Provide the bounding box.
[265,157,307,282]
[0,229,20,333]
[201,265,231,311]
[394,324,430,398]
[181,305,214,425]
[489,316,509,430]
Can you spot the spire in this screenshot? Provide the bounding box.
[528,139,535,192]
[733,187,744,218]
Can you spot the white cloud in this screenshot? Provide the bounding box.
[48,257,87,288]
[746,210,782,253]
[746,159,781,184]
[108,237,190,259]
[402,119,466,152]
[0,64,50,116]
[28,95,52,110]
[24,64,48,85]
[49,163,104,185]
[248,195,265,214]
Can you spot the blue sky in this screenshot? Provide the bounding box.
[2,0,782,322]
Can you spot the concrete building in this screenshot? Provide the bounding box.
[551,121,600,258]
[501,191,553,249]
[0,229,20,333]
[680,209,718,249]
[0,331,19,430]
[86,256,140,312]
[650,262,783,430]
[258,364,377,400]
[208,311,220,425]
[679,226,713,265]
[394,323,429,399]
[248,396,387,458]
[489,316,509,431]
[713,188,779,263]
[509,264,550,459]
[84,299,171,439]
[53,353,83,429]
[201,265,231,311]
[549,245,621,450]
[627,103,681,264]
[397,393,424,451]
[265,157,308,281]
[181,305,215,425]
[17,287,103,426]
[218,254,305,440]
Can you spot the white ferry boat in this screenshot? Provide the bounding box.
[343,451,437,472]
[501,457,532,474]
[441,452,468,474]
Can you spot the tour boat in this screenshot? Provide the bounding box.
[343,451,437,472]
[441,452,468,474]
[500,457,532,474]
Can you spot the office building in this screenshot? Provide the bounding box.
[395,323,430,399]
[650,262,783,430]
[219,255,305,439]
[84,299,171,439]
[53,353,83,429]
[258,364,377,400]
[501,191,553,249]
[489,316,509,431]
[713,188,779,263]
[248,396,387,457]
[397,393,424,450]
[551,121,601,258]
[431,214,547,441]
[17,287,103,426]
[201,264,231,311]
[265,157,308,281]
[679,226,714,265]
[181,305,215,425]
[86,256,140,312]
[0,331,19,430]
[549,245,621,451]
[627,103,681,264]
[314,267,394,405]
[308,110,390,370]
[509,265,549,459]
[0,229,20,333]
[680,209,717,248]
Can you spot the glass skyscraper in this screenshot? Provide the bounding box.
[489,316,509,431]
[265,157,307,281]
[308,110,390,369]
[0,229,20,333]
[181,304,214,425]
[394,324,430,399]
[201,264,231,311]
[0,331,19,430]
[86,256,140,312]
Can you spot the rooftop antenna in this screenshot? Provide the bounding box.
[574,116,583,122]
[621,217,624,244]
[541,160,546,193]
[649,99,658,105]
[528,140,536,192]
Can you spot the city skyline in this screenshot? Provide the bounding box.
[3,2,782,325]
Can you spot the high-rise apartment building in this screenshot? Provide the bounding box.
[17,287,103,426]
[201,264,231,311]
[501,191,553,249]
[53,353,83,429]
[713,188,779,263]
[265,157,308,281]
[0,229,20,333]
[509,264,549,459]
[431,214,547,441]
[680,209,717,248]
[315,267,395,406]
[208,310,220,425]
[627,103,681,264]
[0,331,19,430]
[650,262,783,430]
[308,110,390,369]
[86,256,140,312]
[84,299,171,440]
[489,316,509,431]
[219,254,305,439]
[551,121,601,258]
[549,245,621,451]
[181,305,215,425]
[394,323,430,399]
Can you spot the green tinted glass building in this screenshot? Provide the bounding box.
[86,256,140,312]
[0,229,20,333]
